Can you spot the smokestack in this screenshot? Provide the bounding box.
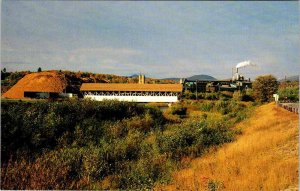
[142,75,145,84]
[139,75,145,84]
[180,78,184,84]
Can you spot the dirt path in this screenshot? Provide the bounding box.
[156,103,298,191]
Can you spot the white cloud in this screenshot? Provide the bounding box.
[1,1,298,79]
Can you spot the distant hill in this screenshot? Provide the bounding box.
[279,75,299,82]
[129,74,139,78]
[187,74,217,81]
[161,77,180,81]
[162,75,217,81]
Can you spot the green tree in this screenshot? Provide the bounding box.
[107,75,113,81]
[252,75,278,102]
[37,67,42,72]
[278,85,299,102]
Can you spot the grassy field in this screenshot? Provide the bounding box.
[156,102,298,190]
[1,99,253,190]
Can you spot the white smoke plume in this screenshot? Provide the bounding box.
[236,60,256,69]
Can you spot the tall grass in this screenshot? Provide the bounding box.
[157,103,298,190]
[1,99,252,190]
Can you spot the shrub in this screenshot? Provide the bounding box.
[197,102,214,112]
[232,91,243,101]
[215,100,229,110]
[72,118,104,146]
[157,119,235,160]
[119,155,173,189]
[1,147,89,190]
[1,100,157,162]
[252,75,278,102]
[220,91,233,99]
[200,125,234,146]
[207,179,225,191]
[204,92,219,100]
[278,86,299,102]
[1,99,253,190]
[184,91,196,100]
[170,105,187,116]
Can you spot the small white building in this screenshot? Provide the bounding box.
[80,83,183,103]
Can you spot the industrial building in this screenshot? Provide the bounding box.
[80,75,183,102]
[183,78,252,93]
[183,61,254,93]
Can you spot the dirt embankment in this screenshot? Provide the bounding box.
[156,102,298,190]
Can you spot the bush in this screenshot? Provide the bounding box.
[207,179,225,191]
[170,105,187,116]
[197,102,214,112]
[184,92,219,100]
[1,147,92,189]
[233,91,243,101]
[1,100,159,161]
[204,92,219,100]
[183,91,196,100]
[157,119,235,160]
[220,91,233,99]
[278,86,299,102]
[119,155,173,189]
[252,75,278,102]
[242,89,255,101]
[1,99,253,190]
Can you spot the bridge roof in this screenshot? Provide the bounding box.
[80,83,183,92]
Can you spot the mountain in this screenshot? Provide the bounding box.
[162,75,217,81]
[187,74,217,81]
[161,77,180,81]
[129,74,139,78]
[279,75,299,82]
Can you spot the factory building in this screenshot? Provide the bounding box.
[182,61,254,93]
[80,75,183,102]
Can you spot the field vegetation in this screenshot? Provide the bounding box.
[157,103,298,190]
[1,99,253,190]
[2,73,296,190]
[183,90,254,102]
[278,81,299,102]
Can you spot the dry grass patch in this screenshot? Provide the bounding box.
[156,102,298,191]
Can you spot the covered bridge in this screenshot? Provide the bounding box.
[80,83,183,102]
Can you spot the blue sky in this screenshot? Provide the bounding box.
[1,1,299,79]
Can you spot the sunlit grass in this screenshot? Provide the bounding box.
[157,102,298,190]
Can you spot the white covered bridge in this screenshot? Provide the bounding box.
[80,83,183,102]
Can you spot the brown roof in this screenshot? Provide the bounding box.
[80,83,183,92]
[3,71,67,99]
